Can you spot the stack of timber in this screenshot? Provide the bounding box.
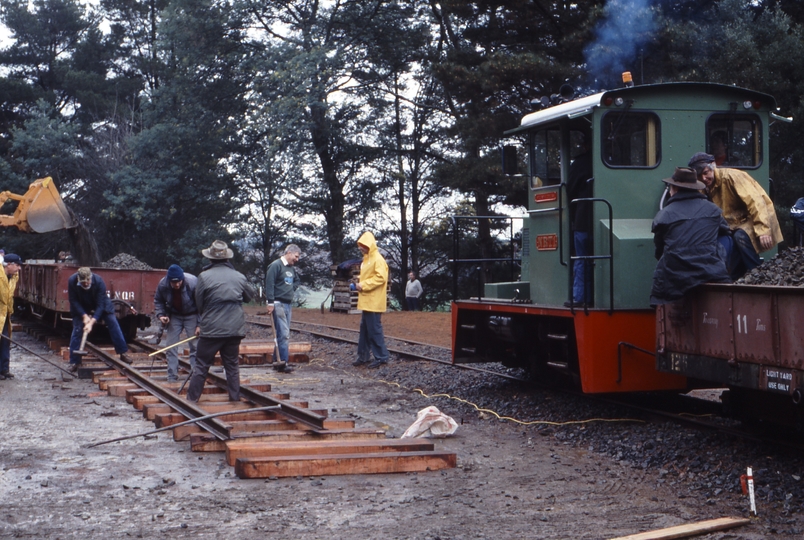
[53,337,311,371]
[92,358,457,479]
[330,263,360,314]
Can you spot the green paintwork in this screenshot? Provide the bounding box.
[513,83,777,309]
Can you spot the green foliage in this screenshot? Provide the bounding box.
[0,0,803,294]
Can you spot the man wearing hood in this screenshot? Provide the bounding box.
[0,254,21,379]
[352,232,390,368]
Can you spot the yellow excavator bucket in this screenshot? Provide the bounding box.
[0,177,77,233]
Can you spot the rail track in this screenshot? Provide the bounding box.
[17,321,456,479]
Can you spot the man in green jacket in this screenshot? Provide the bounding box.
[352,232,390,369]
[265,244,301,373]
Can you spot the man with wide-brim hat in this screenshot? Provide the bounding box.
[662,166,706,191]
[186,240,255,402]
[687,152,783,254]
[650,167,731,306]
[201,239,234,260]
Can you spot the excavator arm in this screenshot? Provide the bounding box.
[0,177,77,233]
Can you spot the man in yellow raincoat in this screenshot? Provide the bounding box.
[352,232,390,368]
[0,254,22,379]
[689,152,783,254]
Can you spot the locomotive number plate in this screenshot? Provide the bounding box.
[535,234,558,251]
[534,192,558,203]
[761,367,794,394]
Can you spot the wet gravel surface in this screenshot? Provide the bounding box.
[255,322,804,538]
[3,317,803,538]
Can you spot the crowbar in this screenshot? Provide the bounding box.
[148,335,197,357]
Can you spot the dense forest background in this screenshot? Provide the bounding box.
[0,0,803,309]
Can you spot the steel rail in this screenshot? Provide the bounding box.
[174,355,326,431]
[131,339,326,431]
[247,317,527,383]
[87,342,231,440]
[248,316,450,351]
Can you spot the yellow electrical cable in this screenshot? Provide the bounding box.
[315,361,644,427]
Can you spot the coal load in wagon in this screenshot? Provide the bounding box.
[734,247,804,286]
[102,253,153,270]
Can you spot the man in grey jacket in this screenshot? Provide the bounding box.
[186,240,255,402]
[154,264,199,382]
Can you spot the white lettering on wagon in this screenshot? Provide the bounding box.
[764,368,793,394]
[702,312,718,327]
[755,319,766,332]
[107,291,137,302]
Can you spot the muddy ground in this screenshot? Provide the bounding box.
[0,312,779,539]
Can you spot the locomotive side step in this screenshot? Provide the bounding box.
[546,333,568,341]
[460,324,476,330]
[459,347,476,354]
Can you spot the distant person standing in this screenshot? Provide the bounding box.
[67,267,130,372]
[405,271,423,311]
[352,232,390,369]
[265,244,301,373]
[0,254,22,380]
[154,264,199,382]
[186,241,255,403]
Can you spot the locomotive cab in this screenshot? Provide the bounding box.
[452,82,777,394]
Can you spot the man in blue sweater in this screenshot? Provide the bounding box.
[265,244,301,373]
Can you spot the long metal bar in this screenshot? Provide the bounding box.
[87,405,280,448]
[88,343,231,440]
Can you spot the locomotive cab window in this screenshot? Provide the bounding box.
[706,114,761,168]
[602,112,660,168]
[529,128,589,188]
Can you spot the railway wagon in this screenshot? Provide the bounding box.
[15,263,163,340]
[452,79,785,394]
[656,284,804,426]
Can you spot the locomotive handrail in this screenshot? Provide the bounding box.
[450,215,524,301]
[567,198,614,314]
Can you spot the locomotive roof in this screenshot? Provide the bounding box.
[505,82,777,135]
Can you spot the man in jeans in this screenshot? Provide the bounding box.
[352,232,390,369]
[265,244,301,373]
[67,267,130,372]
[154,264,199,382]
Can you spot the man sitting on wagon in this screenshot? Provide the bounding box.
[650,167,732,306]
[688,152,782,278]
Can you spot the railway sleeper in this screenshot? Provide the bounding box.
[91,361,457,478]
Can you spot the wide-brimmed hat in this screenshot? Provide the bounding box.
[662,167,706,190]
[201,240,233,260]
